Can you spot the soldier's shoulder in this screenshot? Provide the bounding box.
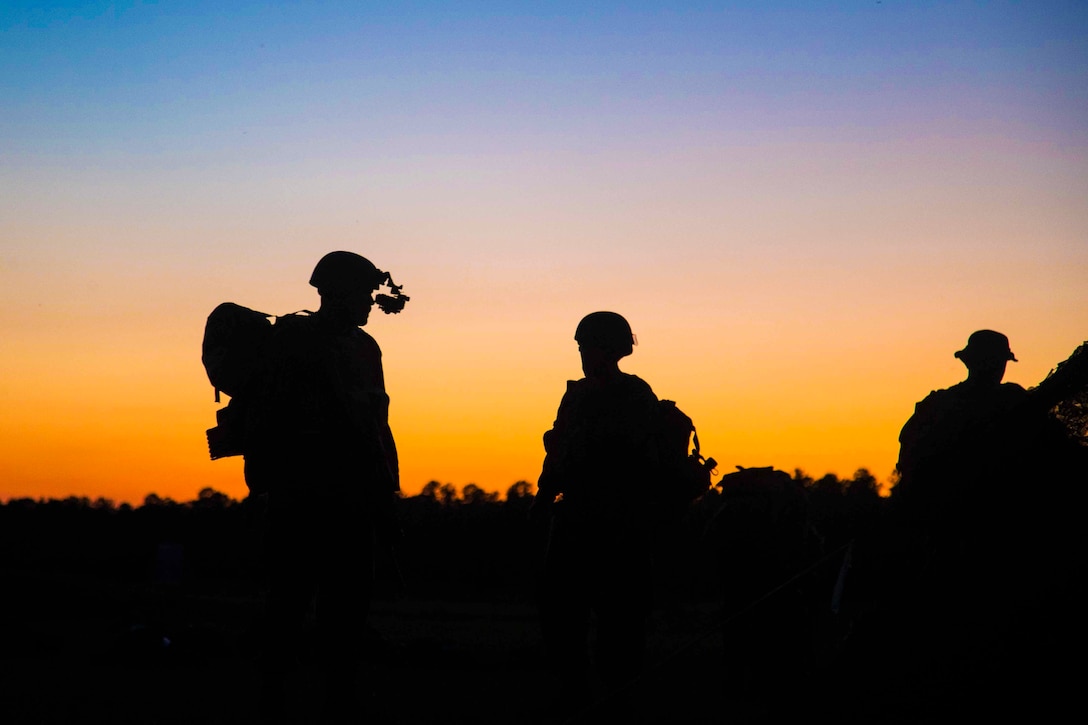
[918,387,953,402]
[622,373,657,399]
[913,386,956,412]
[273,311,315,330]
[561,378,592,404]
[349,327,382,352]
[998,381,1028,402]
[267,312,317,348]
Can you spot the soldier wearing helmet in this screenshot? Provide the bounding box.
[251,251,406,721]
[533,311,660,708]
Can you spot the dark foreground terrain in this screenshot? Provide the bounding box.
[3,472,1083,724]
[0,483,859,724]
[1,567,765,724]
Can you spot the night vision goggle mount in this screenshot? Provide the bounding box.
[375,270,410,314]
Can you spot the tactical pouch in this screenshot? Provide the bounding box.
[206,401,246,460]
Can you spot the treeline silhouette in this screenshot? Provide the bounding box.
[0,469,884,605]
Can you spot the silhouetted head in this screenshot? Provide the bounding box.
[575,312,635,357]
[310,251,383,327]
[310,251,384,295]
[575,311,635,378]
[955,329,1017,385]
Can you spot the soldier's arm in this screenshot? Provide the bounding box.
[533,381,582,516]
[378,414,400,493]
[896,392,947,478]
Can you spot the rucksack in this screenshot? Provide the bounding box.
[201,302,283,463]
[655,399,717,514]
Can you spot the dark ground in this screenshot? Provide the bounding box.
[7,548,1080,724]
[7,475,1082,724]
[0,567,765,725]
[0,489,841,724]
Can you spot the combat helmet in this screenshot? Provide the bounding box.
[575,311,636,358]
[309,251,383,295]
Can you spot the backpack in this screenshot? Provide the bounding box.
[202,302,276,405]
[655,399,717,515]
[201,303,280,464]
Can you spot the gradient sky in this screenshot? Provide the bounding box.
[2,1,1086,504]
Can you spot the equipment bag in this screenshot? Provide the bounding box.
[656,399,718,511]
[201,302,281,463]
[201,302,275,404]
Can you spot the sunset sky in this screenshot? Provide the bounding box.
[2,1,1086,504]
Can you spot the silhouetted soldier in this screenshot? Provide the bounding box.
[248,251,404,723]
[531,312,660,710]
[874,329,1083,719]
[893,329,1025,531]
